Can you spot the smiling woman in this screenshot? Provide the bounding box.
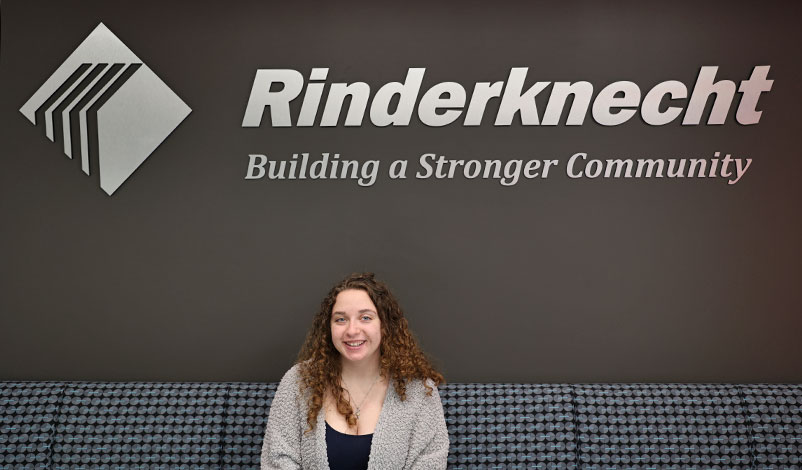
[260,272,448,470]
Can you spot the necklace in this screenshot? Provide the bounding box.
[342,374,381,419]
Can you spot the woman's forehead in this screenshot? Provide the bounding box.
[332,289,376,313]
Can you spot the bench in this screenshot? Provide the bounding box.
[1,382,799,469]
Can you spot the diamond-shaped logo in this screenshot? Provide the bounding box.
[20,22,191,195]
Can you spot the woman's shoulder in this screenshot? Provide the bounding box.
[274,363,306,397]
[279,363,303,383]
[271,363,311,411]
[400,377,442,404]
[281,362,301,382]
[391,377,445,430]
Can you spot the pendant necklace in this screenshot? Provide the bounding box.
[344,374,381,419]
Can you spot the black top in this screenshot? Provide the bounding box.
[325,421,373,470]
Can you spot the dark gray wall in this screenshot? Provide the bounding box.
[1,0,800,383]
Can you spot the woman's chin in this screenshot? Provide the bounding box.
[342,351,366,362]
[340,348,378,364]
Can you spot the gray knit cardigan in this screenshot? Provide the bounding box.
[260,364,449,469]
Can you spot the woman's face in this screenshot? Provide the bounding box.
[330,289,382,365]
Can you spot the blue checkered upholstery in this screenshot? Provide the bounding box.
[1,382,799,469]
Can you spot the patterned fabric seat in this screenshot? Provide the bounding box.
[1,382,799,469]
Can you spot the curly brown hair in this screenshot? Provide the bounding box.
[296,272,444,432]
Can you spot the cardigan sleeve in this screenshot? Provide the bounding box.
[406,382,450,469]
[260,365,304,470]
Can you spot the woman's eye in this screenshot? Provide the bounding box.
[361,315,372,321]
[334,318,345,323]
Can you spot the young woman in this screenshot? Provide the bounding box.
[260,272,448,470]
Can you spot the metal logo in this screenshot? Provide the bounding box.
[20,23,191,195]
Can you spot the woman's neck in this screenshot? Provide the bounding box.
[340,356,381,386]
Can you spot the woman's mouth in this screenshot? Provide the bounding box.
[344,340,366,349]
